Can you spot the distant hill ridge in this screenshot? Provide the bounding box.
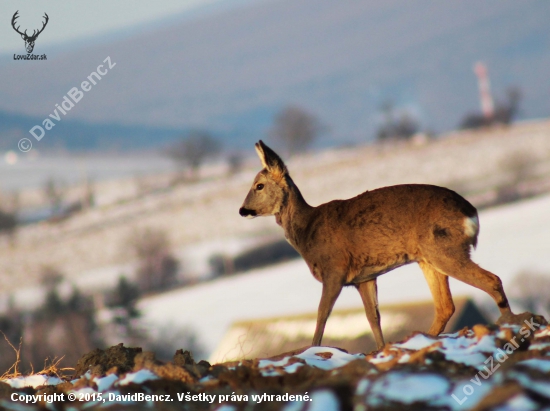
[1,0,549,151]
[0,109,185,151]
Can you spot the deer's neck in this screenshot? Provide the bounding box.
[275,178,312,249]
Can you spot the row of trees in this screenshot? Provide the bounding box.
[167,86,524,180]
[166,106,322,179]
[169,90,521,179]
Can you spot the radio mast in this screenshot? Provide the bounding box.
[474,62,495,120]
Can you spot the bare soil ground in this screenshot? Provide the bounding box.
[1,318,549,410]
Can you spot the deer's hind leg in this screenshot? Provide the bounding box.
[418,261,455,335]
[426,248,512,316]
[356,279,385,349]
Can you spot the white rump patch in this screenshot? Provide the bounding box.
[463,215,479,238]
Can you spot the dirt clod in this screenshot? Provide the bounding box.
[0,381,12,399]
[73,343,142,378]
[134,351,196,383]
[173,349,211,379]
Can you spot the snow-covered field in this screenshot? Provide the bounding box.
[2,120,550,297]
[139,192,550,358]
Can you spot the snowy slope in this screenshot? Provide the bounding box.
[2,120,550,294]
[138,192,550,357]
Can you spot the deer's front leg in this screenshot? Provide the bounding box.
[312,278,342,346]
[356,279,385,349]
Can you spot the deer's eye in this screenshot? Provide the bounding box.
[256,183,264,191]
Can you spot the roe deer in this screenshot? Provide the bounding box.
[239,141,514,350]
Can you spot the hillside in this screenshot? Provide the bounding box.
[1,0,550,149]
[2,120,550,305]
[0,321,548,410]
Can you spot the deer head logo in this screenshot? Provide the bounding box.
[11,11,49,54]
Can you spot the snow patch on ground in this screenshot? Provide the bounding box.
[258,347,363,376]
[117,369,159,385]
[393,333,438,350]
[368,372,450,404]
[94,373,118,392]
[3,375,63,389]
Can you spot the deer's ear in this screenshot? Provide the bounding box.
[255,140,287,181]
[255,141,269,170]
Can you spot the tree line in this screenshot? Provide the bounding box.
[165,105,323,180]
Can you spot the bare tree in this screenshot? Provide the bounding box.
[460,86,523,130]
[83,177,95,209]
[167,131,221,180]
[102,276,143,344]
[43,177,65,214]
[270,106,322,156]
[0,190,18,245]
[129,228,180,293]
[0,210,17,244]
[494,86,522,124]
[376,101,420,142]
[227,152,244,176]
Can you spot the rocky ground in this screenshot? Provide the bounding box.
[1,317,549,411]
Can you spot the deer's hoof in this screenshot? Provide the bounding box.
[496,311,548,327]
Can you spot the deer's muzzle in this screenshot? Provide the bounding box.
[239,207,257,218]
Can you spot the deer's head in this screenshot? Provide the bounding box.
[239,140,289,218]
[12,11,49,54]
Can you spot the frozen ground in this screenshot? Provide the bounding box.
[1,323,549,410]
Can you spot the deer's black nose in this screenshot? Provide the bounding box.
[239,207,256,217]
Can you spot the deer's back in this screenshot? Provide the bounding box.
[297,184,477,278]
